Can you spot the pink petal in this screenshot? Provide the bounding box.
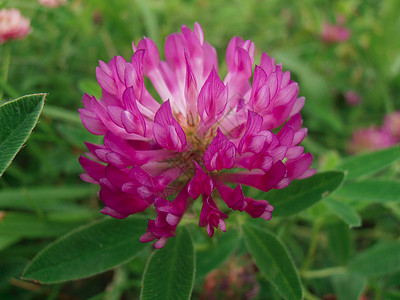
[137,37,160,74]
[197,68,228,125]
[153,100,187,152]
[204,128,236,171]
[96,66,117,95]
[187,161,214,199]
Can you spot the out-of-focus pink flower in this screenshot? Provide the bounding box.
[321,21,351,43]
[344,90,361,106]
[79,23,315,248]
[0,8,31,44]
[348,126,396,154]
[383,111,400,142]
[201,255,260,300]
[38,0,66,8]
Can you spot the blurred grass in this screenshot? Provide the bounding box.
[1,0,400,299]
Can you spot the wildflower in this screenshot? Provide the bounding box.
[79,23,315,248]
[348,126,396,154]
[38,0,66,8]
[321,19,351,43]
[383,111,400,142]
[344,90,361,106]
[201,255,259,300]
[0,8,31,44]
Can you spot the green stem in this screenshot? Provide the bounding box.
[301,266,346,279]
[303,289,321,300]
[385,202,400,220]
[0,43,12,101]
[300,218,323,272]
[42,105,82,124]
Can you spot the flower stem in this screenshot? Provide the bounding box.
[303,289,322,300]
[300,267,346,279]
[301,266,346,279]
[0,43,11,101]
[300,217,323,272]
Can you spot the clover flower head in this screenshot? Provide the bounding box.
[321,21,351,43]
[344,90,361,106]
[348,126,396,154]
[79,23,315,248]
[0,8,31,44]
[38,0,66,8]
[383,111,400,141]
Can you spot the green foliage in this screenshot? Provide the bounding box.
[332,274,367,300]
[1,0,400,299]
[23,217,148,283]
[0,94,45,177]
[323,198,361,227]
[195,230,239,280]
[242,224,303,300]
[266,171,345,217]
[348,242,400,277]
[335,180,400,202]
[338,145,400,180]
[140,227,195,300]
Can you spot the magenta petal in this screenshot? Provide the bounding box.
[79,156,105,183]
[244,197,274,220]
[226,37,244,72]
[217,182,247,211]
[79,108,107,135]
[223,161,287,192]
[184,55,198,118]
[234,47,252,77]
[197,68,228,124]
[126,50,145,100]
[193,22,204,44]
[122,87,146,135]
[181,25,203,60]
[259,53,276,76]
[286,152,313,180]
[165,33,184,70]
[187,161,214,199]
[199,195,228,237]
[99,185,150,216]
[137,37,160,74]
[114,56,127,83]
[96,66,117,95]
[153,100,187,152]
[204,128,236,171]
[101,206,130,219]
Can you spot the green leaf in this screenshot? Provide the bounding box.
[338,146,400,180]
[326,221,352,265]
[0,235,20,252]
[0,185,93,211]
[0,93,46,177]
[242,224,302,300]
[141,227,195,300]
[265,171,345,217]
[335,180,400,203]
[349,242,400,277]
[323,198,362,228]
[332,273,367,300]
[0,212,82,238]
[23,216,148,283]
[196,230,239,279]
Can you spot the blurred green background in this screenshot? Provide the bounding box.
[1,0,400,299]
